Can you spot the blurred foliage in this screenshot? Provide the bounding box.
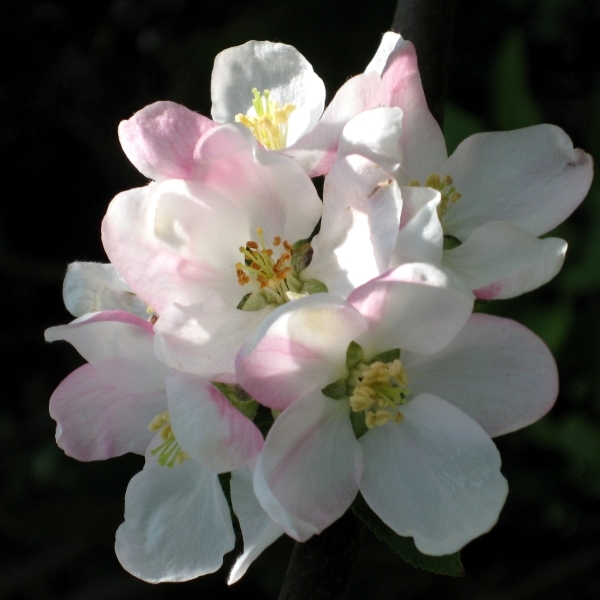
[1,0,600,598]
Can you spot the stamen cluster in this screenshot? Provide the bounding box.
[410,173,462,218]
[235,88,296,150]
[236,227,303,305]
[148,411,189,467]
[349,359,410,429]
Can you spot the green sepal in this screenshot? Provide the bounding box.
[321,378,349,400]
[349,410,369,439]
[352,493,464,577]
[368,348,400,365]
[291,239,313,273]
[211,382,258,421]
[443,235,462,250]
[301,279,328,295]
[345,341,364,372]
[237,291,268,311]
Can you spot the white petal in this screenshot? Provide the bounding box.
[228,467,284,584]
[45,311,169,394]
[442,221,567,298]
[253,391,363,541]
[337,107,403,173]
[236,295,367,410]
[155,295,271,376]
[441,125,594,239]
[365,31,403,75]
[50,362,166,460]
[211,41,325,145]
[391,186,443,266]
[115,446,235,582]
[167,375,263,473]
[360,393,508,555]
[348,263,473,357]
[62,262,148,319]
[402,313,558,437]
[303,154,402,297]
[369,35,447,181]
[282,72,384,176]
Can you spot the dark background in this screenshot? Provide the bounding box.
[2,0,600,598]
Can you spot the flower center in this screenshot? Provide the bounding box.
[236,227,304,308]
[349,359,410,429]
[235,88,296,150]
[410,173,461,219]
[148,411,189,467]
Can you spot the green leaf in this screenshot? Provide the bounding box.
[212,382,258,420]
[345,341,364,372]
[291,239,313,273]
[321,378,349,400]
[368,348,400,365]
[491,29,542,130]
[352,493,464,577]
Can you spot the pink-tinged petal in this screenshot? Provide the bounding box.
[443,221,567,298]
[115,445,235,582]
[360,393,508,556]
[368,35,447,181]
[254,391,363,541]
[228,467,284,585]
[62,262,149,319]
[104,130,321,313]
[365,31,404,74]
[402,314,558,437]
[303,155,402,297]
[50,362,166,460]
[338,107,403,174]
[102,180,247,313]
[282,72,384,176]
[236,295,367,410]
[211,40,325,145]
[167,376,263,473]
[441,125,594,239]
[45,311,169,393]
[154,296,271,376]
[190,124,323,235]
[391,186,444,266]
[347,263,473,357]
[118,101,215,181]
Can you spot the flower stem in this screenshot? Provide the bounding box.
[392,0,457,127]
[277,510,365,600]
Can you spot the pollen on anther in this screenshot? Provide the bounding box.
[273,236,281,246]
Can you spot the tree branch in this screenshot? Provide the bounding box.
[392,0,457,127]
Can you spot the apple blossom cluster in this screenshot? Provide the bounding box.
[45,32,593,583]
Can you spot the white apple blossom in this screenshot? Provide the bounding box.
[45,310,265,582]
[235,263,558,554]
[358,32,594,299]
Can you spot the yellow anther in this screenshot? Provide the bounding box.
[148,411,188,467]
[411,173,462,219]
[235,89,296,150]
[350,358,410,430]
